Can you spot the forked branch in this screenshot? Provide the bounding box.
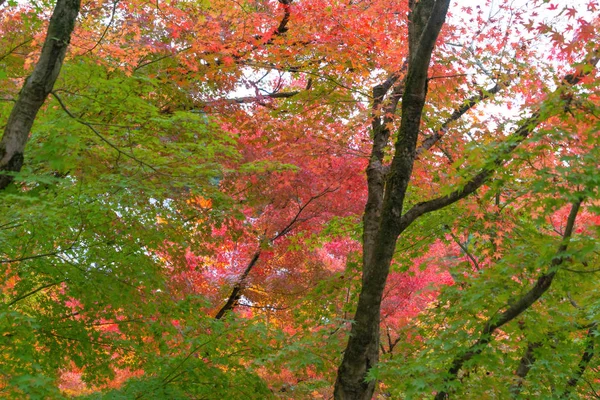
[214,186,338,319]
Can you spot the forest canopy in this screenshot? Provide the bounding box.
[0,0,599,398]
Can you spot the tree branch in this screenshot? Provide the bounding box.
[214,250,260,320]
[402,48,599,232]
[214,186,338,319]
[51,92,158,172]
[561,323,597,399]
[363,63,408,276]
[201,90,301,107]
[0,0,81,190]
[416,81,503,156]
[445,226,480,271]
[6,280,64,307]
[274,0,293,36]
[434,199,583,399]
[563,265,600,274]
[509,341,541,398]
[81,0,119,55]
[335,1,451,397]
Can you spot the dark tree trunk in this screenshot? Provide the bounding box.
[334,1,451,398]
[214,251,261,320]
[0,0,80,190]
[335,39,598,398]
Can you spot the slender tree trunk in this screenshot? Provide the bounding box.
[334,1,451,398]
[0,0,80,190]
[335,41,598,399]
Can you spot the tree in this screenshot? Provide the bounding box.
[335,0,452,397]
[0,0,599,398]
[333,0,600,397]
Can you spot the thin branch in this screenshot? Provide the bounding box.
[41,329,129,349]
[0,222,83,264]
[134,46,191,71]
[214,186,338,319]
[400,110,540,234]
[51,92,158,172]
[202,90,300,106]
[0,220,21,230]
[0,38,33,63]
[416,81,503,156]
[271,185,339,242]
[583,377,600,399]
[159,338,214,386]
[445,225,480,271]
[136,0,296,73]
[81,0,119,55]
[236,303,289,311]
[561,323,597,399]
[6,280,64,307]
[403,48,599,232]
[563,266,600,274]
[0,250,63,264]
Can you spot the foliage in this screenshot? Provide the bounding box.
[0,0,599,399]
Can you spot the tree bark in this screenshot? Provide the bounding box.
[363,66,405,282]
[0,0,80,190]
[336,11,598,400]
[334,1,451,398]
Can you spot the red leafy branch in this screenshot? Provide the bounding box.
[214,186,339,319]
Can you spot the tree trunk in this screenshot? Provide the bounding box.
[334,1,451,398]
[214,251,261,319]
[0,0,80,190]
[335,39,599,399]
